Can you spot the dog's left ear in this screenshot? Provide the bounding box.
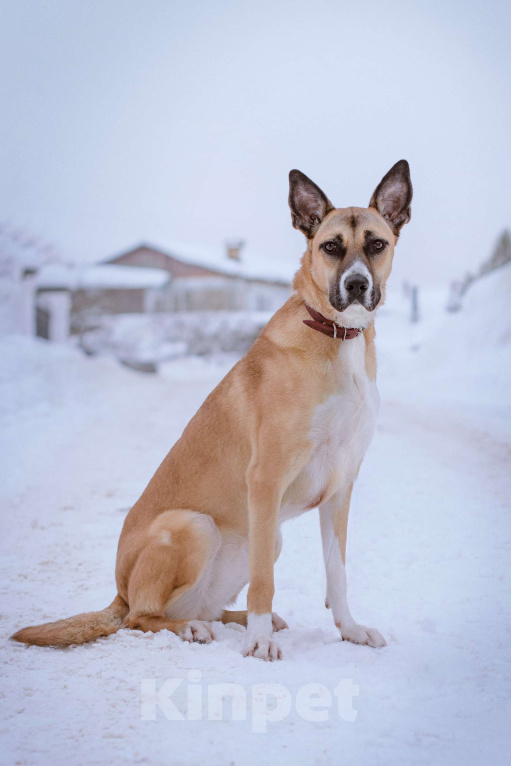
[289,170,334,238]
[369,160,413,234]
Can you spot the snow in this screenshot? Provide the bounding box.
[0,279,25,335]
[1,269,511,764]
[0,226,55,279]
[116,239,295,285]
[80,311,273,365]
[37,263,170,290]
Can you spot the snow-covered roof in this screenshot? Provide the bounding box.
[111,241,295,285]
[37,264,170,291]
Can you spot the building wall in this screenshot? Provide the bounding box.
[173,279,232,311]
[170,276,291,313]
[235,281,291,311]
[72,288,146,317]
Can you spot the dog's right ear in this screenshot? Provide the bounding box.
[288,170,334,239]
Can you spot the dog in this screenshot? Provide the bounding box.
[12,160,412,660]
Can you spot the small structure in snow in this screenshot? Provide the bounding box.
[0,225,63,338]
[36,263,171,341]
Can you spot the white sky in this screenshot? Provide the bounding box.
[1,0,510,286]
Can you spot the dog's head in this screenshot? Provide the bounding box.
[289,160,412,327]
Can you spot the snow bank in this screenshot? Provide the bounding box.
[427,260,511,363]
[377,269,511,443]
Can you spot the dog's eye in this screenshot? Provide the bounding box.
[324,242,337,253]
[371,240,385,252]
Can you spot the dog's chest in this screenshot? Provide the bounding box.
[281,336,379,518]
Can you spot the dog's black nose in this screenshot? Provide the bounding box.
[345,275,369,299]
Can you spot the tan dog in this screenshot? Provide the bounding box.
[12,160,412,660]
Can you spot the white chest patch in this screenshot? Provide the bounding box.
[281,334,379,518]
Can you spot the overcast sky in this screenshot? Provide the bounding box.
[1,0,510,286]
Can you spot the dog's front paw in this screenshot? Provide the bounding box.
[339,623,386,648]
[243,635,282,661]
[180,620,215,644]
[243,613,282,660]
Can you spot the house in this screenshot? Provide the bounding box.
[35,263,171,341]
[104,241,293,313]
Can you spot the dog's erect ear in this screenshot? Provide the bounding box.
[288,170,334,238]
[369,160,413,234]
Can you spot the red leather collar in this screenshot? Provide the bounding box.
[303,304,362,340]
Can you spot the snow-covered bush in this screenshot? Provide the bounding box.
[79,311,272,369]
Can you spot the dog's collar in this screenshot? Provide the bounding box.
[303,304,363,340]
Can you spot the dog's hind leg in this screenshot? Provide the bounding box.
[124,509,221,643]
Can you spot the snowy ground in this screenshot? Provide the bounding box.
[1,271,511,765]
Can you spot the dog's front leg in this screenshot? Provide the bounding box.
[320,488,386,648]
[243,467,283,661]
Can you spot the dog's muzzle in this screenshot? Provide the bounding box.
[331,262,381,312]
[345,274,370,303]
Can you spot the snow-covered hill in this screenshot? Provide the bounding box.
[1,282,510,765]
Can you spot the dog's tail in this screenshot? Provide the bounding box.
[10,594,129,647]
